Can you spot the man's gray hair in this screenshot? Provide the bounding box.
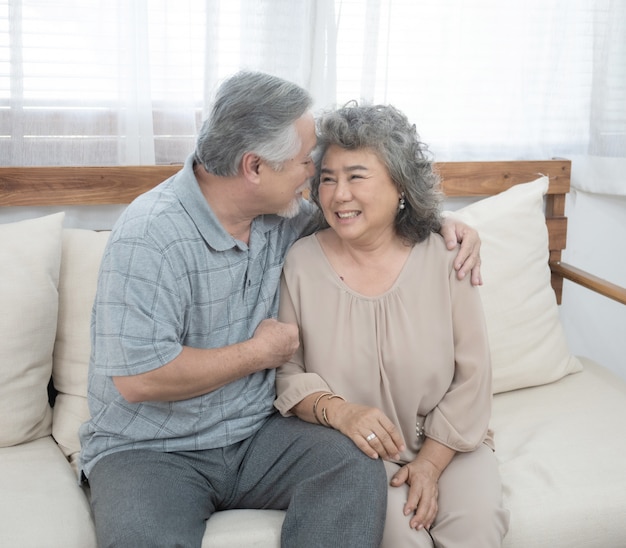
[195,72,313,176]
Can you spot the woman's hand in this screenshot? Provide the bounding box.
[390,457,441,531]
[331,401,405,461]
[440,215,482,286]
[390,438,456,531]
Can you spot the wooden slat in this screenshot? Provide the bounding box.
[0,160,572,207]
[0,165,182,206]
[438,160,571,196]
[551,262,626,306]
[547,217,568,252]
[551,273,564,305]
[546,193,567,219]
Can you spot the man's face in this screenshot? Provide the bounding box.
[261,112,317,218]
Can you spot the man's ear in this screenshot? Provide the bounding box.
[241,152,262,184]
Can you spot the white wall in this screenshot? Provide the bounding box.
[559,190,626,381]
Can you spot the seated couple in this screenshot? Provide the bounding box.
[79,71,508,548]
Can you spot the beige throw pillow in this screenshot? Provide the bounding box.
[0,213,64,446]
[52,228,110,469]
[452,177,582,393]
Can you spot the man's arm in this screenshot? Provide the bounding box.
[440,216,482,286]
[113,319,298,403]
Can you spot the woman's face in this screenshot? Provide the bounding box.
[318,145,401,246]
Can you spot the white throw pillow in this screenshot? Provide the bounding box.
[453,177,582,393]
[52,228,110,469]
[0,213,64,446]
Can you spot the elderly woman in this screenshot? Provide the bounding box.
[274,104,509,547]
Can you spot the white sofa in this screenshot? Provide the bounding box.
[2,168,626,548]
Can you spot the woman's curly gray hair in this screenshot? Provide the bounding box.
[310,102,442,244]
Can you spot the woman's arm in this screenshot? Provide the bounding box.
[290,392,406,461]
[423,259,493,452]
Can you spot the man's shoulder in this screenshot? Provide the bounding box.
[112,182,187,241]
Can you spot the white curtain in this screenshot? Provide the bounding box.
[1,0,624,172]
[333,0,625,164]
[200,0,337,116]
[0,0,337,166]
[2,0,206,165]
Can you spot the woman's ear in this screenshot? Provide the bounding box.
[241,152,262,184]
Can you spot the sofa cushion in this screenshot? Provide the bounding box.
[0,436,97,547]
[0,213,64,447]
[453,177,582,393]
[52,229,111,471]
[492,357,626,548]
[202,509,284,548]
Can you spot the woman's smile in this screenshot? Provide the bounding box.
[336,210,361,220]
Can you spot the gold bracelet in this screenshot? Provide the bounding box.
[321,394,346,427]
[312,392,333,424]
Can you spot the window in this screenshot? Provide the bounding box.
[1,0,624,166]
[1,0,209,165]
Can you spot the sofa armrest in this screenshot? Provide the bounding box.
[550,261,626,306]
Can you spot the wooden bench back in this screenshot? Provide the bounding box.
[0,159,572,301]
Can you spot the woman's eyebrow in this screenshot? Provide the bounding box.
[320,164,368,174]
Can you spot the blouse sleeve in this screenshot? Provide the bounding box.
[274,270,331,416]
[424,261,493,452]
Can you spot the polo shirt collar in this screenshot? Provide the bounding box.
[173,154,281,252]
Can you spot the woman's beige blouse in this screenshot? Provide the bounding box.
[275,232,494,464]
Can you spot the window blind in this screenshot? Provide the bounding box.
[1,0,624,166]
[0,0,207,165]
